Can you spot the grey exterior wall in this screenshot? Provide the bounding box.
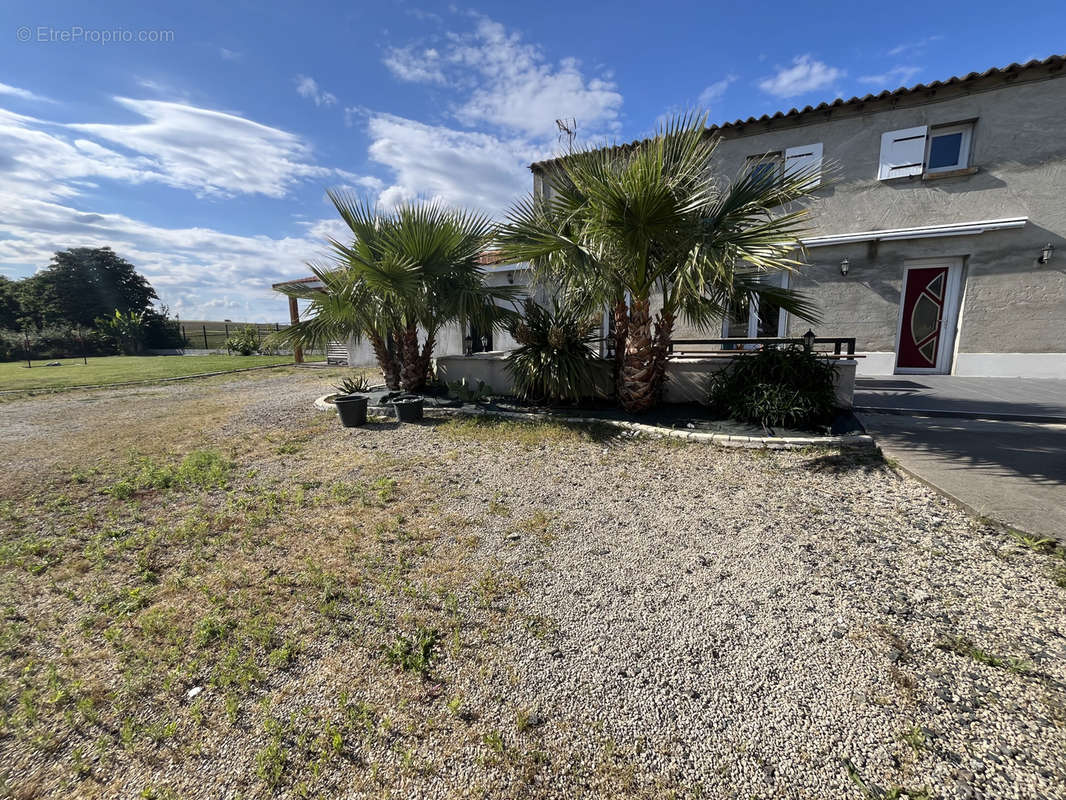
[534,63,1066,375]
[706,71,1066,358]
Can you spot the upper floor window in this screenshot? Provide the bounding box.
[925,123,973,173]
[878,122,975,179]
[746,152,782,187]
[747,142,823,189]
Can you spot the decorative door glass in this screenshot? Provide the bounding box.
[897,266,949,369]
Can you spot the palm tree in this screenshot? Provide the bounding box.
[275,193,519,391]
[273,264,401,387]
[496,112,822,413]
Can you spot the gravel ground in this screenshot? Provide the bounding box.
[2,368,1064,799]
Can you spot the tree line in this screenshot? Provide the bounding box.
[0,247,183,360]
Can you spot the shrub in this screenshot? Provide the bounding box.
[505,298,607,404]
[707,345,837,431]
[0,326,118,361]
[447,378,493,403]
[225,325,261,356]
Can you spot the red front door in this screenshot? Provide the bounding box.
[896,266,950,370]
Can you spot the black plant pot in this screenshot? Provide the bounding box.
[390,394,424,422]
[334,394,368,427]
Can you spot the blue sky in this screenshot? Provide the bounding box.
[1,0,1062,321]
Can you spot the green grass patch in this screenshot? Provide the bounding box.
[0,354,292,391]
[936,636,1034,674]
[107,450,232,498]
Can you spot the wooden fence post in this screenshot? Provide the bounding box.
[288,296,303,364]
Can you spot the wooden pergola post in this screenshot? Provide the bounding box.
[288,296,303,364]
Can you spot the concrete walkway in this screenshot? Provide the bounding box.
[855,376,1066,542]
[855,375,1066,422]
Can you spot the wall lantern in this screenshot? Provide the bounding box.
[839,256,850,276]
[1039,243,1054,264]
[802,329,816,352]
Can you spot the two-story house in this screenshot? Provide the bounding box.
[278,56,1064,379]
[528,55,1065,378]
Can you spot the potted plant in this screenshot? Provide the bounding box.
[333,375,371,427]
[389,393,424,422]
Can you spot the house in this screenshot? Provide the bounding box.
[531,55,1066,378]
[276,55,1065,379]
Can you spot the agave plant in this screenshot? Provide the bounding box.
[496,112,823,412]
[275,193,521,391]
[506,298,607,404]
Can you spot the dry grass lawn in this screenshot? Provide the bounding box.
[1,367,1064,800]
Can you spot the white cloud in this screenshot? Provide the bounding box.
[758,55,845,98]
[860,65,923,88]
[698,75,736,108]
[0,82,53,103]
[383,15,622,139]
[70,98,335,198]
[219,48,243,61]
[295,75,337,107]
[0,95,379,320]
[366,113,537,215]
[383,46,447,84]
[887,36,943,57]
[0,192,333,321]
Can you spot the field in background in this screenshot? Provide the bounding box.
[0,354,294,391]
[176,320,288,351]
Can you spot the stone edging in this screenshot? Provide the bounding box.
[313,395,875,450]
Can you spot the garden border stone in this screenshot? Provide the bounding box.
[313,394,875,450]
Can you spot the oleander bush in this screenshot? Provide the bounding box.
[707,345,837,430]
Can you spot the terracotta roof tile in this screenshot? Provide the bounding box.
[530,55,1065,171]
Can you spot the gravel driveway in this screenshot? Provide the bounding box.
[2,368,1064,799]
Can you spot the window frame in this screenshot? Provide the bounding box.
[745,151,784,185]
[722,271,790,341]
[923,122,974,175]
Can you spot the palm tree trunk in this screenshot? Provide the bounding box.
[399,325,423,391]
[650,308,675,403]
[369,332,400,390]
[612,298,628,399]
[418,332,436,388]
[618,298,656,413]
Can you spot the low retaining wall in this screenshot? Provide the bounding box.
[435,352,857,408]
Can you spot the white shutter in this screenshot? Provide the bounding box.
[878,126,928,180]
[784,142,823,188]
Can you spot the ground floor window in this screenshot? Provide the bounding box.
[723,273,788,340]
[467,323,493,353]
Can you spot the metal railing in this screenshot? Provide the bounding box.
[669,337,857,356]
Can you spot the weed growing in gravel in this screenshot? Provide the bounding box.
[437,416,618,446]
[1051,562,1066,588]
[1008,529,1058,553]
[384,625,440,676]
[936,636,1033,674]
[844,759,932,800]
[897,724,927,756]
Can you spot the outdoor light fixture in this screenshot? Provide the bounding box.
[802,329,816,352]
[1039,243,1055,264]
[840,256,850,276]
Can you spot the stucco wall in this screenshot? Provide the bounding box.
[534,67,1066,368]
